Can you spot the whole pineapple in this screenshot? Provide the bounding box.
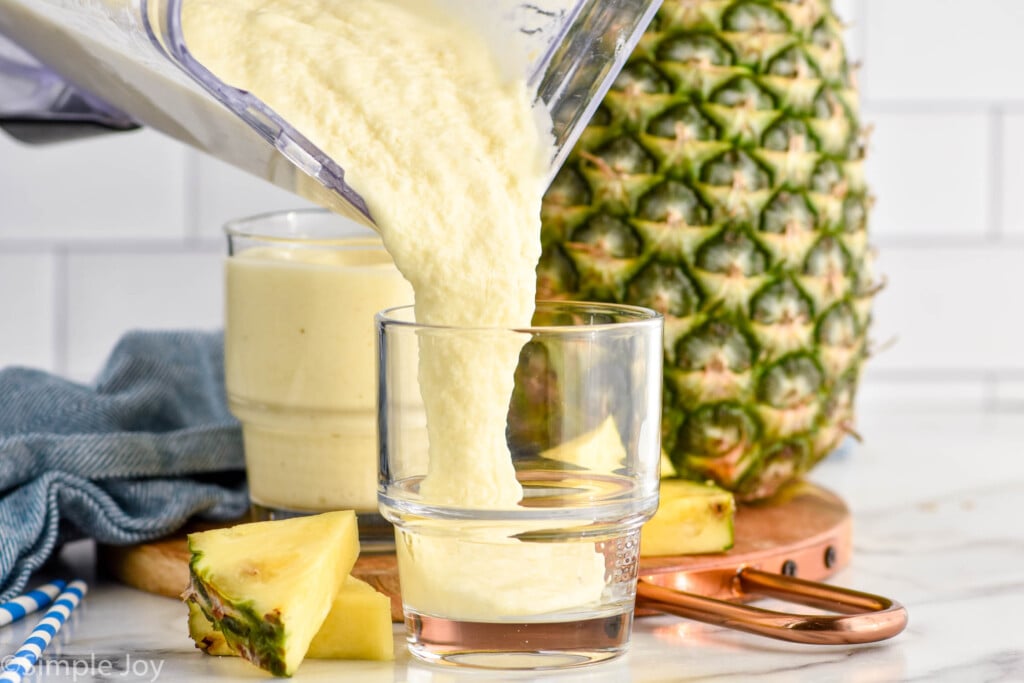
[539,0,874,501]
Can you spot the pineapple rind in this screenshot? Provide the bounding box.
[187,601,234,657]
[185,573,290,675]
[542,0,873,501]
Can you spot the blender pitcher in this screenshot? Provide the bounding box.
[0,0,662,223]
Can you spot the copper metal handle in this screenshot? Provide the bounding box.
[636,568,908,644]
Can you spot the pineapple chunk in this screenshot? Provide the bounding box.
[306,577,394,660]
[660,449,677,478]
[183,510,359,677]
[640,480,735,556]
[540,416,626,473]
[189,577,394,662]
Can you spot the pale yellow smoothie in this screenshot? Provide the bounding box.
[225,240,413,512]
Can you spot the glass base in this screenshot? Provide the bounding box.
[249,503,394,553]
[404,609,633,670]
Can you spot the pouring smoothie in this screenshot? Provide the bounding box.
[185,0,543,511]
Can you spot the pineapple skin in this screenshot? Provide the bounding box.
[185,574,293,675]
[187,601,235,657]
[540,0,874,501]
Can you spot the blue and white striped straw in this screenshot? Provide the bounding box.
[0,581,67,627]
[0,580,87,683]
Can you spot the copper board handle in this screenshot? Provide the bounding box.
[636,568,908,644]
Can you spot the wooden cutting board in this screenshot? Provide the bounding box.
[98,480,850,623]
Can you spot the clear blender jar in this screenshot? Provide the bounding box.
[0,0,662,223]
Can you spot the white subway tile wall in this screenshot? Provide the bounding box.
[0,130,190,242]
[864,111,992,239]
[1000,114,1024,237]
[0,252,56,370]
[64,249,225,379]
[861,0,1024,103]
[192,154,316,241]
[0,0,1021,415]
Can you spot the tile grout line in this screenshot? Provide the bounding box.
[871,236,1024,249]
[0,238,224,253]
[983,372,999,414]
[866,369,1024,382]
[861,100,1017,114]
[988,107,1004,241]
[51,246,69,377]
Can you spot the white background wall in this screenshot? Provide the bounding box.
[1,0,1022,414]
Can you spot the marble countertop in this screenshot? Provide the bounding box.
[9,408,1023,682]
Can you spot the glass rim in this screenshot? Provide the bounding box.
[376,301,663,333]
[224,207,382,247]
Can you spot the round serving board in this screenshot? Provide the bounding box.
[98,480,851,623]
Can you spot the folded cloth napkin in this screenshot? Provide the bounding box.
[0,330,247,602]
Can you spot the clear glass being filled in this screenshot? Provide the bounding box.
[377,301,663,670]
[224,208,413,550]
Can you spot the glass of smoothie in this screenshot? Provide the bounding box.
[377,301,663,669]
[224,209,413,548]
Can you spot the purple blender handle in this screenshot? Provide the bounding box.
[0,33,137,144]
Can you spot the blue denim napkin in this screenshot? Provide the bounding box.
[0,331,247,602]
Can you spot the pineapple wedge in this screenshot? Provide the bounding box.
[540,415,626,473]
[536,414,733,557]
[306,577,394,660]
[190,577,394,662]
[640,480,735,557]
[660,450,677,478]
[182,510,359,676]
